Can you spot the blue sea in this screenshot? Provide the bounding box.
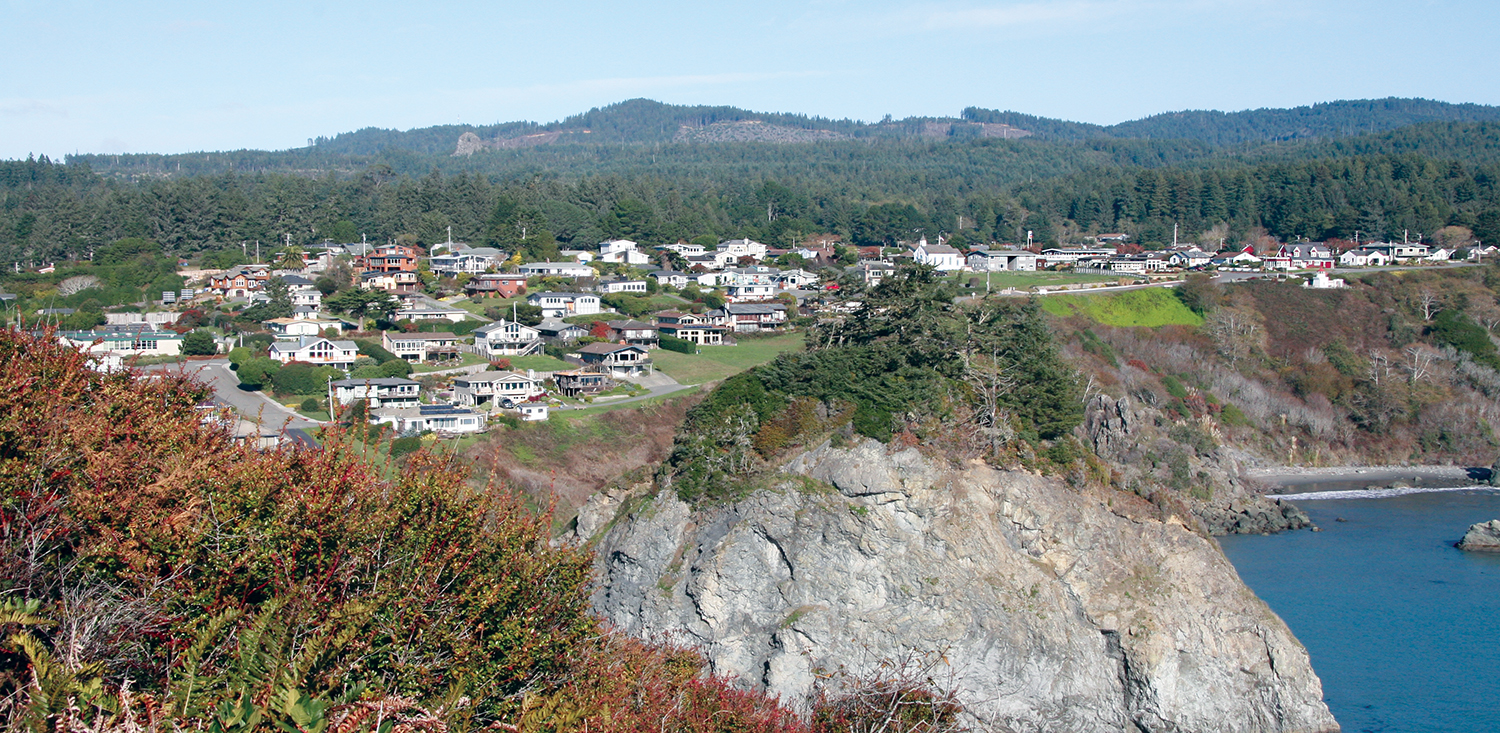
[1219,487,1500,733]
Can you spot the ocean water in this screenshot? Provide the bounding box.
[1219,489,1500,733]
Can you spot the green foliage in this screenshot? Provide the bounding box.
[182,329,218,356]
[388,436,422,458]
[270,363,341,396]
[299,398,320,412]
[659,334,696,354]
[1040,288,1203,327]
[379,359,413,377]
[1428,309,1500,368]
[354,340,401,364]
[670,268,1083,504]
[236,357,281,390]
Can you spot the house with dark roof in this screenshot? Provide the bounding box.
[574,342,652,377]
[606,320,659,348]
[330,377,421,408]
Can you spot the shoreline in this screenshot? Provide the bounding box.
[1246,465,1479,487]
[1270,485,1500,501]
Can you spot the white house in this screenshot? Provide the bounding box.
[717,238,768,261]
[452,371,541,408]
[597,279,649,294]
[1302,271,1348,290]
[371,404,485,434]
[1040,247,1116,266]
[526,292,602,319]
[664,242,707,257]
[59,329,184,371]
[395,304,471,324]
[430,247,504,275]
[268,336,358,370]
[775,269,821,289]
[650,270,691,289]
[598,239,651,266]
[1339,248,1391,267]
[518,262,597,278]
[330,377,421,408]
[264,317,343,338]
[912,239,964,271]
[470,320,543,356]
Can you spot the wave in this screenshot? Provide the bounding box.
[1271,485,1500,501]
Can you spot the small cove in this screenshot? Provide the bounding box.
[1220,480,1500,733]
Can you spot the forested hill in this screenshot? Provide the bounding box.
[64,97,1500,180]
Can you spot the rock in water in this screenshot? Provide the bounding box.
[592,439,1339,733]
[1458,519,1500,551]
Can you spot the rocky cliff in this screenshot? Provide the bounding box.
[1084,394,1312,536]
[591,439,1338,732]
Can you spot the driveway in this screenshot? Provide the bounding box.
[142,359,323,432]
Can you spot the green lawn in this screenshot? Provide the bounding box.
[1039,287,1203,327]
[945,271,1124,291]
[508,354,575,372]
[553,389,699,419]
[651,333,805,385]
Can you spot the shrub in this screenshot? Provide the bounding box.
[380,358,414,377]
[660,334,696,354]
[299,397,320,412]
[389,435,423,457]
[181,328,218,356]
[236,356,281,389]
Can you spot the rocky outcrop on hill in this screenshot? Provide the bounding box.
[591,439,1338,732]
[1458,519,1500,551]
[1084,394,1311,535]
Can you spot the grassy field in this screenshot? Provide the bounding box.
[943,270,1124,291]
[651,332,805,385]
[1039,287,1203,327]
[508,354,575,372]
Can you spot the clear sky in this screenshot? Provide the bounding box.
[4,0,1498,160]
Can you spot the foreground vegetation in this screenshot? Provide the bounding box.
[0,327,964,732]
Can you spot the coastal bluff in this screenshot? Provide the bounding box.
[1458,519,1500,551]
[590,438,1339,732]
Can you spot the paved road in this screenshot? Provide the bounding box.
[142,359,322,432]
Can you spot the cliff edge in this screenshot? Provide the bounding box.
[592,438,1338,732]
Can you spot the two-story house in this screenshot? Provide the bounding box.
[361,270,420,295]
[966,249,1038,272]
[605,320,659,348]
[268,336,358,370]
[598,239,651,265]
[207,264,271,298]
[912,238,964,271]
[465,273,528,298]
[517,262,597,278]
[358,244,419,274]
[654,311,724,345]
[264,317,342,339]
[470,320,543,356]
[452,371,540,408]
[553,369,613,397]
[526,292,601,319]
[717,238,768,262]
[382,331,461,363]
[574,342,652,377]
[330,377,421,408]
[708,304,788,333]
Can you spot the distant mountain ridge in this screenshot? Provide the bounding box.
[310,97,1500,158]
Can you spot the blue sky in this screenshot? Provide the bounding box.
[4,0,1497,159]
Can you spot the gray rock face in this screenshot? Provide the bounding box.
[592,439,1339,733]
[1458,519,1500,551]
[1083,394,1311,536]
